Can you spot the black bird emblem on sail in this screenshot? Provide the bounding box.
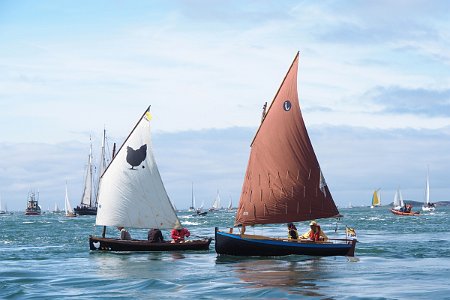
[126,144,147,169]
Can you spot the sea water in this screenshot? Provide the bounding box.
[1,207,449,299]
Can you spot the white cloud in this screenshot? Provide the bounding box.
[1,1,450,211]
[2,126,449,211]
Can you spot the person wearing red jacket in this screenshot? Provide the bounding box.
[300,220,328,242]
[171,225,190,242]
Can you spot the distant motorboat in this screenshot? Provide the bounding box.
[25,191,41,216]
[194,209,207,216]
[391,208,420,216]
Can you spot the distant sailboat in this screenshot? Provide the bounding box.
[53,203,61,213]
[215,52,356,257]
[75,137,96,215]
[89,106,211,251]
[188,182,196,212]
[392,188,404,210]
[65,183,77,217]
[371,189,381,208]
[227,195,233,211]
[0,196,7,215]
[422,167,436,212]
[75,129,111,216]
[209,190,221,212]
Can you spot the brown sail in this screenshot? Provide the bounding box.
[235,52,339,226]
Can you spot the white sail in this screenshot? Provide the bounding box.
[212,190,221,209]
[95,107,180,229]
[65,183,75,215]
[81,140,94,207]
[189,182,196,211]
[399,190,404,207]
[425,170,430,205]
[228,195,233,210]
[422,167,435,211]
[54,203,60,213]
[0,196,6,214]
[393,189,404,209]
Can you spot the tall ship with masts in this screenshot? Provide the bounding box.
[75,130,111,216]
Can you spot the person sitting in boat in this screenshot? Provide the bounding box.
[287,222,299,240]
[117,226,131,240]
[148,228,164,243]
[406,204,412,213]
[300,220,328,242]
[171,225,190,243]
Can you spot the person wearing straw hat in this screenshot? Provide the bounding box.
[171,224,190,243]
[300,220,328,242]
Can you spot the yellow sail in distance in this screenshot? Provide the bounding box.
[371,189,381,207]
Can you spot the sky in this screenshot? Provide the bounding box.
[1,0,450,211]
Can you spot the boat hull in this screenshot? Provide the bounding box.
[390,209,420,216]
[74,206,97,215]
[422,206,435,212]
[89,236,212,252]
[25,211,41,216]
[215,228,356,257]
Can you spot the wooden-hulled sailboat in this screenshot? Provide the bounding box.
[75,138,97,215]
[371,189,381,208]
[64,182,77,217]
[89,107,211,251]
[215,52,356,257]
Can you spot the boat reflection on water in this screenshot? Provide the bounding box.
[216,256,326,297]
[90,252,186,280]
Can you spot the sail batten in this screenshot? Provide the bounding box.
[235,53,339,226]
[95,107,180,229]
